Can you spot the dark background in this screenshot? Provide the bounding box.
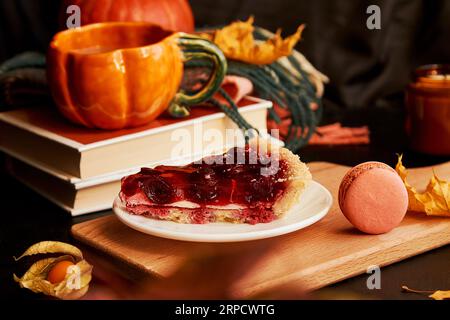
[1,0,450,130]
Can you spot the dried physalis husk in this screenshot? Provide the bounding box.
[402,286,450,300]
[395,155,450,217]
[13,241,93,300]
[202,16,304,65]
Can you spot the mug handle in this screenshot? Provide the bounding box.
[168,33,228,117]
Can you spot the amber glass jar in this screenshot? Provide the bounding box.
[406,65,450,155]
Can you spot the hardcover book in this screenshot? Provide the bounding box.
[2,97,271,215]
[0,97,270,180]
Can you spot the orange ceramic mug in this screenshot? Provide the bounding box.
[47,22,227,129]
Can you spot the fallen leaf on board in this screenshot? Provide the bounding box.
[395,155,450,217]
[13,241,92,300]
[429,290,450,300]
[202,16,304,65]
[402,285,450,300]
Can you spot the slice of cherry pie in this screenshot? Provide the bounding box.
[118,142,311,224]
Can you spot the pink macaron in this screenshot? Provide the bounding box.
[338,162,408,235]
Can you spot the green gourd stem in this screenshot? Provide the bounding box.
[177,35,228,104]
[168,34,227,117]
[180,73,253,132]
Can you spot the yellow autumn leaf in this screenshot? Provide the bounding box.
[202,16,304,65]
[402,286,450,300]
[395,155,450,217]
[13,241,92,300]
[429,290,450,300]
[14,240,83,261]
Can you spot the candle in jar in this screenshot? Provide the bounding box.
[406,65,450,155]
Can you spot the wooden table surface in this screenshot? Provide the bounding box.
[71,161,450,299]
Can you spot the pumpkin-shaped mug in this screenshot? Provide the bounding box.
[47,22,227,129]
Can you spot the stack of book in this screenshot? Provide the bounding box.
[0,97,271,215]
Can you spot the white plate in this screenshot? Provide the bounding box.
[113,180,332,243]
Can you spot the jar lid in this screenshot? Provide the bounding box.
[410,64,450,92]
[415,64,450,81]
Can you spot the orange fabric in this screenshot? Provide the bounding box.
[266,102,370,146]
[214,75,254,104]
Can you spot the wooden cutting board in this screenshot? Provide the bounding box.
[72,161,450,297]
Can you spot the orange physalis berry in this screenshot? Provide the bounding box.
[47,260,75,284]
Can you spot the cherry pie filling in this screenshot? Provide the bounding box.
[120,147,290,224]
